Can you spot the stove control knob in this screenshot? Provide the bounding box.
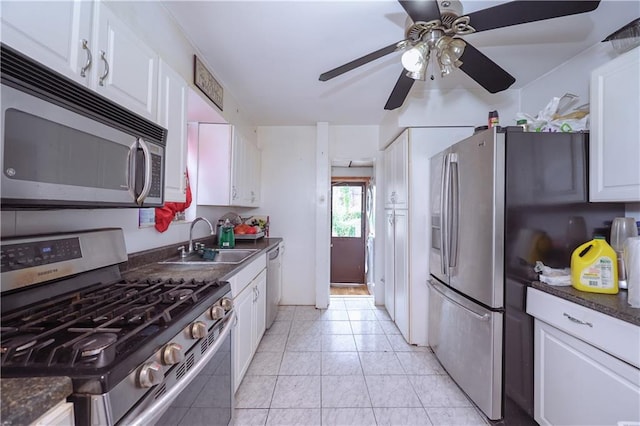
[191,321,208,339]
[220,297,233,312]
[209,305,225,320]
[138,361,163,388]
[162,343,184,365]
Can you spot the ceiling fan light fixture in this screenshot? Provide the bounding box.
[401,42,428,73]
[435,36,466,76]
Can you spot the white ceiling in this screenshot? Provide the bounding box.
[163,1,639,126]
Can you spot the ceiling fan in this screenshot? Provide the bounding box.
[318,0,601,110]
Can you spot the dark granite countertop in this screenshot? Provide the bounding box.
[530,281,640,326]
[121,237,282,283]
[1,377,72,426]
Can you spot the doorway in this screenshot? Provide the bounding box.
[330,178,370,296]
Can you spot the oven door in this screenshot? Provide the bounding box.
[121,311,235,426]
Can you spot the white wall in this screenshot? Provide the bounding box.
[255,126,317,305]
[399,88,521,128]
[379,109,403,149]
[316,123,331,309]
[331,167,373,178]
[0,208,216,254]
[329,126,379,161]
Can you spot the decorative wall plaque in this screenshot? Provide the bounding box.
[194,55,223,111]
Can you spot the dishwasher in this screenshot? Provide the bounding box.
[266,244,283,328]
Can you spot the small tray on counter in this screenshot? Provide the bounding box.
[234,231,265,240]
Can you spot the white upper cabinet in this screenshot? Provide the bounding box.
[232,133,261,207]
[92,2,158,121]
[158,60,188,203]
[1,0,93,85]
[195,123,261,207]
[590,47,640,202]
[195,123,232,206]
[1,0,159,121]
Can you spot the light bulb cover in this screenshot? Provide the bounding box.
[401,42,428,73]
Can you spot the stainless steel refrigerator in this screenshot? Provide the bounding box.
[427,127,624,423]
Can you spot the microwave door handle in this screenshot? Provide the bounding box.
[136,138,153,206]
[128,142,138,201]
[440,154,450,275]
[449,153,459,268]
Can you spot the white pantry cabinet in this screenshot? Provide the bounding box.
[527,288,640,426]
[196,123,261,207]
[384,131,408,209]
[382,127,474,345]
[232,263,267,393]
[1,0,159,121]
[384,210,396,321]
[158,60,188,203]
[385,208,408,335]
[589,47,640,202]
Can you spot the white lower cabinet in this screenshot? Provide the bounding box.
[527,288,640,426]
[534,320,640,426]
[232,267,267,393]
[31,401,74,426]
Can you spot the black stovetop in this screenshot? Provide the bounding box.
[0,277,230,391]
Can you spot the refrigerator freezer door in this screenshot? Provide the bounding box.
[430,149,449,285]
[448,129,505,309]
[428,279,503,420]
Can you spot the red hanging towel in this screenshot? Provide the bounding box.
[154,171,192,233]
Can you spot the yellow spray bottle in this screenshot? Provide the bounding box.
[571,236,618,294]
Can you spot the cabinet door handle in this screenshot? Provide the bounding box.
[563,312,593,327]
[80,39,92,77]
[183,172,188,194]
[99,50,109,86]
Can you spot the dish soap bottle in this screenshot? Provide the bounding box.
[218,219,235,249]
[571,236,618,294]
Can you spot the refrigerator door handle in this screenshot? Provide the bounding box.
[429,279,490,321]
[449,153,459,268]
[440,154,450,275]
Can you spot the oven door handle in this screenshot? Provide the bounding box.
[123,311,236,426]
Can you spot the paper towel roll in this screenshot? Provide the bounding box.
[624,237,640,308]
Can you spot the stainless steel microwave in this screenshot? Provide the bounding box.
[0,44,166,209]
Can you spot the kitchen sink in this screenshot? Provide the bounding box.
[159,248,259,265]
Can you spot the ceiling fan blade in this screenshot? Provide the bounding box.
[384,70,415,110]
[458,42,515,93]
[319,42,402,81]
[398,0,441,23]
[466,1,600,33]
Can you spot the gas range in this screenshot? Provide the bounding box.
[1,228,235,425]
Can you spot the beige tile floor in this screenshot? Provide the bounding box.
[232,296,489,426]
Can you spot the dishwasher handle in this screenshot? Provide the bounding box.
[268,247,280,261]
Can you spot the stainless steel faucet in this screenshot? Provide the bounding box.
[188,217,214,253]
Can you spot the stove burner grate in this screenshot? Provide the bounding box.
[0,278,224,370]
